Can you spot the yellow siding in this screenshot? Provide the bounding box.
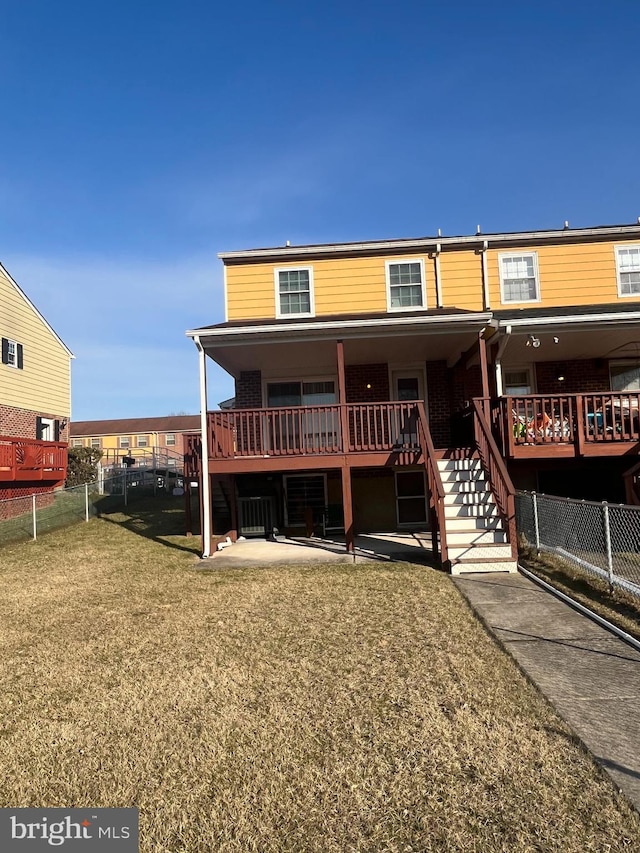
[225,238,640,320]
[439,250,484,310]
[0,267,71,416]
[226,253,438,320]
[487,241,635,308]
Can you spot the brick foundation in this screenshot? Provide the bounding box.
[535,359,611,395]
[345,364,390,402]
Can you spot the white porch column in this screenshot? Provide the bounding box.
[194,336,212,557]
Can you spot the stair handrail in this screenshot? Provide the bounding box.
[472,399,517,559]
[415,403,448,565]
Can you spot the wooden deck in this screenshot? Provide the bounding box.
[0,436,67,482]
[491,393,640,459]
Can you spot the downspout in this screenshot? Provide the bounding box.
[494,325,512,397]
[194,335,212,557]
[434,243,443,308]
[479,240,490,310]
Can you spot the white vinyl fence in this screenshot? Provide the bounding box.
[516,491,640,600]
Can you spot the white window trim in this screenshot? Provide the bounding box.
[5,338,18,368]
[119,436,130,448]
[385,258,427,313]
[498,251,541,305]
[615,244,640,298]
[274,266,315,319]
[165,433,176,445]
[136,435,149,447]
[503,365,535,396]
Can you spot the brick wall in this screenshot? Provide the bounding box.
[0,405,69,442]
[345,364,390,402]
[426,361,451,448]
[535,359,611,395]
[235,371,262,408]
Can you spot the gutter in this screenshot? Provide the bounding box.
[186,311,492,344]
[496,311,640,329]
[494,325,512,397]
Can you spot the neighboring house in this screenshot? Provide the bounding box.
[185,222,640,571]
[69,415,201,471]
[0,262,73,512]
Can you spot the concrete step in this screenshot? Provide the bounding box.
[444,491,495,506]
[444,515,504,530]
[446,529,508,545]
[444,503,499,519]
[450,558,518,575]
[440,468,486,483]
[441,480,490,495]
[447,543,514,561]
[437,458,482,472]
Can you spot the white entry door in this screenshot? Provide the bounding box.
[391,369,426,447]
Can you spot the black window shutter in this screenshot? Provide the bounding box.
[1,338,8,365]
[36,417,44,440]
[54,420,61,442]
[17,344,23,369]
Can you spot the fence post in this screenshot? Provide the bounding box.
[603,501,614,592]
[532,491,540,552]
[124,470,128,507]
[85,483,89,522]
[32,494,37,540]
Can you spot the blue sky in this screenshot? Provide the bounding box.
[1,1,639,419]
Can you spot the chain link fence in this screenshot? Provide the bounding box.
[0,471,184,549]
[516,491,640,599]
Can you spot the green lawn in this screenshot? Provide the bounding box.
[1,501,639,852]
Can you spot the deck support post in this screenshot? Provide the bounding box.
[228,475,238,541]
[195,335,212,556]
[478,331,490,401]
[341,463,354,553]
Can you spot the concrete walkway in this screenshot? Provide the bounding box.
[454,571,640,812]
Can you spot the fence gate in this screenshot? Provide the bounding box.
[238,496,274,537]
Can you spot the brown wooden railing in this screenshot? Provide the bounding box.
[204,402,422,459]
[415,404,448,565]
[472,400,517,559]
[495,393,640,455]
[0,436,67,482]
[183,433,202,478]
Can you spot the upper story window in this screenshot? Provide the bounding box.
[136,435,148,448]
[499,253,540,303]
[386,260,425,311]
[71,439,84,447]
[119,436,130,448]
[90,438,101,449]
[275,267,314,318]
[615,245,640,296]
[1,337,24,369]
[165,433,176,446]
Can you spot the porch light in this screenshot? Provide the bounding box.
[366,383,372,389]
[557,374,565,382]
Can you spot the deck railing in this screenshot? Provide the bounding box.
[0,436,67,482]
[494,393,640,455]
[204,402,422,459]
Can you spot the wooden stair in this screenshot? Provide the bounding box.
[437,454,517,575]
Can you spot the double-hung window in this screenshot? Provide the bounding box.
[615,245,640,296]
[275,267,314,317]
[1,337,23,368]
[499,253,540,303]
[386,260,425,310]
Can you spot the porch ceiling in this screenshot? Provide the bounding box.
[202,323,489,377]
[500,325,640,367]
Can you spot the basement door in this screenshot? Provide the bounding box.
[395,470,428,528]
[284,474,327,528]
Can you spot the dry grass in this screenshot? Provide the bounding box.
[519,544,640,642]
[1,500,640,852]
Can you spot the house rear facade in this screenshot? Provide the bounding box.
[186,222,640,569]
[0,263,72,514]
